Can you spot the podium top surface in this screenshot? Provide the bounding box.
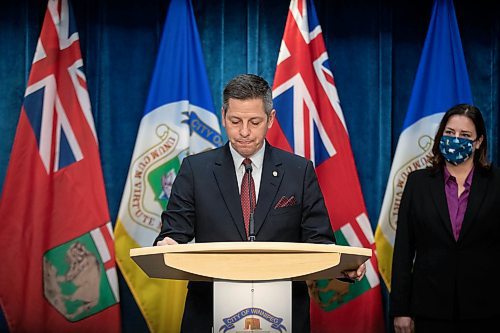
[130,242,371,282]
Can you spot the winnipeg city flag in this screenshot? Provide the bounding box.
[0,0,121,332]
[267,0,384,332]
[113,0,222,332]
[375,0,473,289]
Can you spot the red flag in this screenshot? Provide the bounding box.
[268,1,384,332]
[0,1,121,332]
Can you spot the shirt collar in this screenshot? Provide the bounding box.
[443,166,475,187]
[465,167,474,187]
[229,142,266,171]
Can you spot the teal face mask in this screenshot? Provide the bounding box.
[439,135,473,165]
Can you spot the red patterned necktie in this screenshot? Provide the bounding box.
[241,158,256,238]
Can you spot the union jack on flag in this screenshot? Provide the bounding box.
[0,1,121,332]
[23,0,96,174]
[267,0,384,332]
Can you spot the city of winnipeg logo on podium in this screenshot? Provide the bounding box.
[219,307,287,333]
[42,228,118,321]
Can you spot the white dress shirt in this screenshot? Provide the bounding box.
[229,143,265,204]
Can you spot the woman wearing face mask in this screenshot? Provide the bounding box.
[390,104,500,333]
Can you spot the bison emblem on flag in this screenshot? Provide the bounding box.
[43,225,119,321]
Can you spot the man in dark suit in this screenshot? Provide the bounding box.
[155,74,365,332]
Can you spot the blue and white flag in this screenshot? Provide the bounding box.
[375,0,473,289]
[114,0,221,332]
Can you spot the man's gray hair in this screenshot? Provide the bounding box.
[222,74,273,116]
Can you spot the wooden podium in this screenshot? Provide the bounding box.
[130,241,371,281]
[130,242,371,332]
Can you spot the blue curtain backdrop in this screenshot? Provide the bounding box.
[1,0,499,332]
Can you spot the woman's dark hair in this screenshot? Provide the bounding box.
[430,103,490,170]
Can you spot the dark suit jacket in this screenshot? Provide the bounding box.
[390,166,500,320]
[155,142,335,332]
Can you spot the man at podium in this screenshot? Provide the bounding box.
[155,74,365,332]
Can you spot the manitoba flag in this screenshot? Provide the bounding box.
[267,0,384,332]
[0,0,121,332]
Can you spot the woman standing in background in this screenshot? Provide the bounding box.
[391,104,500,333]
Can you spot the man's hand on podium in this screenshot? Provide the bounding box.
[156,237,178,246]
[394,316,414,333]
[340,262,366,283]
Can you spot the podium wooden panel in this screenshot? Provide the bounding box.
[130,242,371,281]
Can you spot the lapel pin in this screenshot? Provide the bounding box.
[272,171,278,177]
